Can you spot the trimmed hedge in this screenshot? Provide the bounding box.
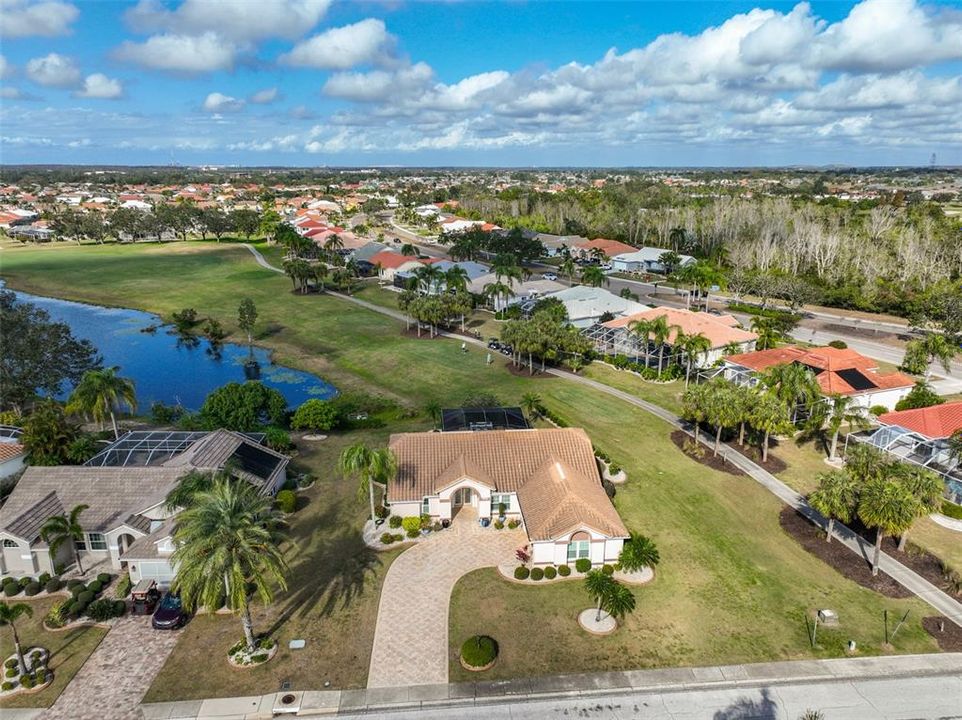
[460,635,498,668]
[77,590,95,605]
[380,532,398,544]
[38,572,51,586]
[276,489,296,514]
[3,583,20,597]
[87,598,126,621]
[558,564,571,577]
[70,584,86,598]
[507,519,520,529]
[389,515,403,529]
[68,600,87,618]
[529,567,544,581]
[513,566,530,580]
[602,564,615,575]
[18,577,31,588]
[575,558,591,573]
[543,566,557,580]
[24,582,41,597]
[97,572,111,585]
[66,579,84,590]
[941,500,962,521]
[45,577,62,593]
[87,580,103,594]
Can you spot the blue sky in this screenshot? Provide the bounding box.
[2,0,961,166]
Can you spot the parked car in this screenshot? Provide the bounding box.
[152,592,188,630]
[541,272,558,281]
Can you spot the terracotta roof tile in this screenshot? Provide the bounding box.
[0,442,25,463]
[602,307,757,349]
[878,401,962,439]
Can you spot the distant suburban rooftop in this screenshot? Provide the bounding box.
[441,407,530,432]
[878,402,962,440]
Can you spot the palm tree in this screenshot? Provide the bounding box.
[338,443,398,523]
[681,383,708,445]
[675,331,712,387]
[171,477,288,653]
[822,394,871,461]
[483,279,514,311]
[617,534,660,573]
[324,234,345,255]
[705,380,739,456]
[66,366,137,439]
[413,263,443,294]
[628,317,654,368]
[895,465,944,551]
[584,569,617,622]
[647,315,679,378]
[858,475,918,575]
[733,385,755,446]
[808,470,858,543]
[521,392,543,419]
[750,391,790,463]
[602,583,636,622]
[750,316,782,350]
[580,265,607,288]
[41,504,89,575]
[760,362,821,423]
[949,429,962,466]
[444,266,469,294]
[903,334,957,379]
[0,602,34,675]
[424,401,442,429]
[400,242,418,257]
[559,256,576,282]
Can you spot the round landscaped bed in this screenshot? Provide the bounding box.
[578,609,617,636]
[613,566,655,585]
[459,635,498,672]
[0,647,52,698]
[227,637,279,668]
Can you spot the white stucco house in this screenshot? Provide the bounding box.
[610,247,696,274]
[542,286,650,328]
[387,427,629,566]
[0,430,289,583]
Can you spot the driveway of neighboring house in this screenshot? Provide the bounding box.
[367,510,526,688]
[41,615,181,720]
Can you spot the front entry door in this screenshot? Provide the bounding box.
[453,487,472,506]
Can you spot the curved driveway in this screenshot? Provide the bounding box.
[367,512,525,688]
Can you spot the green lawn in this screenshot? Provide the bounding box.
[0,596,107,709]
[0,240,944,695]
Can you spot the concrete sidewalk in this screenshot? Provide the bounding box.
[139,653,962,719]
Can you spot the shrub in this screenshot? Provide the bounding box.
[77,590,95,605]
[869,404,888,416]
[941,500,962,521]
[18,577,31,588]
[24,582,40,597]
[46,600,71,628]
[602,478,616,498]
[1,681,13,691]
[507,519,520,529]
[4,668,16,678]
[275,490,296,514]
[575,558,591,573]
[405,529,420,539]
[513,566,530,580]
[389,515,403,529]
[66,579,84,590]
[38,572,51,586]
[70,584,85,598]
[67,600,85,618]
[290,398,341,432]
[392,533,404,543]
[114,600,127,616]
[87,580,102,594]
[895,380,945,412]
[530,567,544,581]
[20,674,34,689]
[493,520,504,530]
[264,426,293,451]
[87,598,124,622]
[380,532,397,545]
[4,658,16,669]
[558,564,571,577]
[544,566,557,580]
[35,668,46,685]
[44,577,61,593]
[460,635,498,668]
[602,564,615,575]
[607,464,622,475]
[97,572,111,585]
[115,574,131,598]
[375,504,389,520]
[401,516,422,534]
[3,584,20,597]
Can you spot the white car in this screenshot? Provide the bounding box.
[542,272,558,281]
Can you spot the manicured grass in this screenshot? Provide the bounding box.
[581,361,686,415]
[144,427,410,701]
[1,241,943,695]
[0,596,107,709]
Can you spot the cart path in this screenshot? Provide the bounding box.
[242,243,962,627]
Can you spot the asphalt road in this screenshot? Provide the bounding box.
[335,673,962,719]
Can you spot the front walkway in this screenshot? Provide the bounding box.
[366,509,526,688]
[41,616,181,720]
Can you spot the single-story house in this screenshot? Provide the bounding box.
[351,241,389,264]
[573,238,638,260]
[0,430,290,582]
[723,346,916,411]
[369,249,440,282]
[537,234,587,257]
[854,402,962,503]
[610,247,696,274]
[467,273,567,311]
[589,307,757,367]
[542,286,650,329]
[398,259,491,294]
[387,428,628,566]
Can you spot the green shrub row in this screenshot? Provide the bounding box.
[379,532,404,544]
[941,500,962,520]
[575,558,592,573]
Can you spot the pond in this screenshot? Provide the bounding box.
[8,286,337,411]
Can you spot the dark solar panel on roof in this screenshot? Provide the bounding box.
[230,442,283,483]
[441,407,531,432]
[836,368,878,392]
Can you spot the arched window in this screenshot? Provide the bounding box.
[566,531,590,562]
[2,539,18,548]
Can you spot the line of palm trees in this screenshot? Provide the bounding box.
[398,265,474,336]
[281,233,359,293]
[624,316,713,384]
[500,307,592,374]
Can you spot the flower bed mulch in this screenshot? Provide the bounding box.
[670,430,745,476]
[722,438,788,474]
[922,616,962,651]
[503,360,555,378]
[778,507,911,598]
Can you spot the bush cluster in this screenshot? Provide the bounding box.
[558,564,571,577]
[401,516,422,535]
[575,558,592,573]
[23,582,40,597]
[380,532,404,544]
[389,515,403,529]
[493,520,504,530]
[602,564,615,575]
[275,489,296,514]
[45,577,62,593]
[86,598,126,621]
[87,580,102,594]
[606,354,683,381]
[543,566,557,580]
[460,635,498,668]
[77,590,95,605]
[529,567,544,581]
[513,566,529,580]
[3,582,21,597]
[97,572,111,585]
[507,519,520,529]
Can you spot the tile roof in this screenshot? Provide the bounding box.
[575,238,638,257]
[725,345,916,396]
[4,491,64,544]
[369,250,438,270]
[878,402,962,440]
[0,442,25,463]
[602,307,757,349]
[0,467,184,541]
[121,520,174,561]
[388,428,627,541]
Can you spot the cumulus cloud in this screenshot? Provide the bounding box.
[75,73,124,99]
[25,53,81,87]
[280,19,395,69]
[202,92,245,113]
[249,87,279,104]
[0,0,79,37]
[115,32,236,72]
[0,55,12,79]
[125,0,330,42]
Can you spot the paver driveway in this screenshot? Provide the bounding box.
[41,615,181,720]
[367,511,526,688]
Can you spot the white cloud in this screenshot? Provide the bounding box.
[25,53,81,87]
[249,87,279,104]
[115,32,236,72]
[202,92,245,113]
[0,0,79,38]
[0,55,12,79]
[0,86,24,99]
[125,0,330,42]
[75,73,124,99]
[280,18,394,69]
[324,62,433,102]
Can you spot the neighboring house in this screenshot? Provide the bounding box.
[610,247,696,274]
[542,286,650,328]
[588,307,757,367]
[573,238,638,260]
[537,234,587,257]
[723,346,916,411]
[369,249,439,282]
[853,402,962,503]
[0,430,290,582]
[387,428,629,566]
[351,241,389,264]
[398,259,490,294]
[467,273,567,311]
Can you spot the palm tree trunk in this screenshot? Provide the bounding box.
[596,595,603,623]
[417,323,421,338]
[528,353,533,376]
[872,530,883,576]
[829,430,840,461]
[657,347,664,377]
[714,425,722,457]
[762,430,770,463]
[241,600,257,652]
[738,422,745,446]
[368,477,377,524]
[13,624,25,674]
[685,361,692,388]
[826,517,835,543]
[110,411,119,440]
[897,531,909,552]
[461,314,465,333]
[693,422,700,445]
[75,545,85,575]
